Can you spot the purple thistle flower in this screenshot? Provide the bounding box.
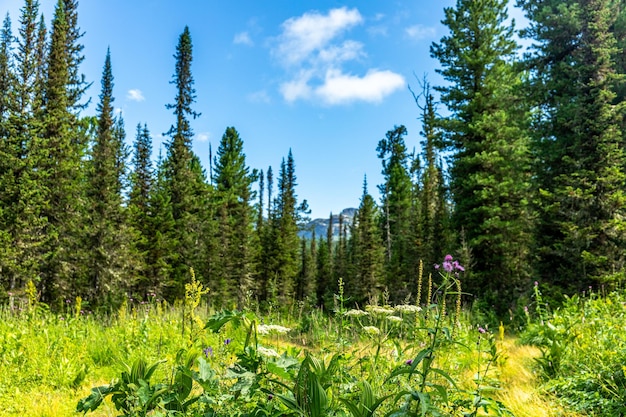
[444,254,453,262]
[434,264,440,270]
[203,347,214,358]
[405,359,414,366]
[443,261,454,272]
[534,281,538,287]
[452,261,465,272]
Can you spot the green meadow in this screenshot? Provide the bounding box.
[5,273,624,416]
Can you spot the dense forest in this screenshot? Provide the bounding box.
[1,0,625,320]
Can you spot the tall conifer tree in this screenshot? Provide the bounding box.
[163,26,205,298]
[212,126,256,307]
[85,50,131,305]
[431,0,533,314]
[37,0,88,305]
[377,125,414,301]
[520,0,626,291]
[128,123,154,296]
[348,178,385,306]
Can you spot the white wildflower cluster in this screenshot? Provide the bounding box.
[257,346,280,358]
[366,305,395,316]
[344,309,368,317]
[257,324,291,335]
[386,315,403,323]
[394,304,422,314]
[363,326,381,335]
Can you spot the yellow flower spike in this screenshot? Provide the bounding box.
[499,321,505,342]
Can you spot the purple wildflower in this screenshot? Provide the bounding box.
[434,264,440,270]
[224,338,232,346]
[405,359,414,366]
[203,347,214,358]
[452,260,465,272]
[478,327,487,334]
[443,261,454,272]
[444,254,453,262]
[534,281,538,287]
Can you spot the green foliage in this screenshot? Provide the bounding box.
[521,290,626,415]
[521,0,626,292]
[431,0,533,316]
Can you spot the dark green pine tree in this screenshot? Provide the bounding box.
[85,50,133,306]
[0,13,17,296]
[211,126,257,308]
[36,0,89,306]
[332,213,347,293]
[61,0,88,110]
[347,177,385,306]
[147,153,176,297]
[162,26,205,299]
[431,0,533,315]
[128,123,154,296]
[271,150,304,306]
[2,1,48,294]
[33,14,47,111]
[315,232,332,309]
[520,0,626,292]
[257,167,276,304]
[377,125,415,302]
[414,81,451,276]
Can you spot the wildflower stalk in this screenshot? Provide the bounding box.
[417,259,423,305]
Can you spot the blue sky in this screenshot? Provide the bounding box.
[4,0,526,219]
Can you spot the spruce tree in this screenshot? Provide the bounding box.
[414,81,450,275]
[431,0,533,315]
[377,125,415,301]
[0,14,17,295]
[85,49,132,306]
[37,0,88,306]
[128,123,154,296]
[163,26,205,299]
[267,150,305,306]
[212,126,256,308]
[520,0,626,292]
[348,177,385,306]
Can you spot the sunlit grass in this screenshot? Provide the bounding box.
[0,297,585,417]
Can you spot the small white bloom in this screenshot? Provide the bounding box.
[387,315,403,323]
[257,346,280,357]
[366,306,395,315]
[363,326,381,335]
[257,324,291,335]
[394,304,422,314]
[344,309,368,317]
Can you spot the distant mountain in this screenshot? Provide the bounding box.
[299,208,357,240]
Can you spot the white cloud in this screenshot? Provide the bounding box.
[247,90,272,104]
[318,40,364,64]
[273,7,403,105]
[196,132,210,142]
[234,31,254,46]
[405,24,436,41]
[276,7,363,66]
[315,69,405,105]
[280,71,314,103]
[127,89,145,102]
